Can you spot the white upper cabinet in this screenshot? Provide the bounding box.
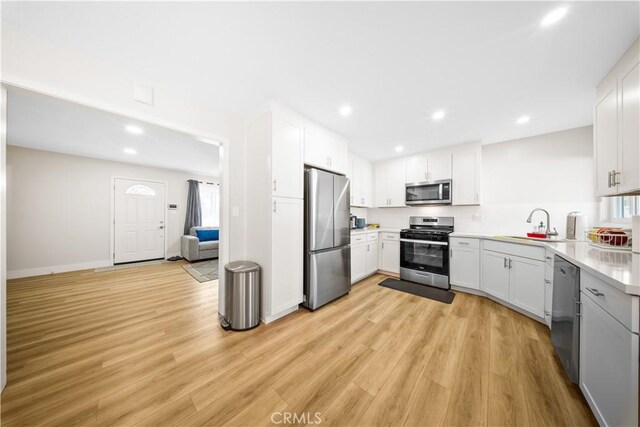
[452,147,481,205]
[272,115,304,199]
[375,160,407,207]
[594,38,640,196]
[348,153,373,207]
[428,154,452,182]
[405,156,429,183]
[595,81,620,196]
[406,153,451,183]
[304,125,348,175]
[619,61,640,194]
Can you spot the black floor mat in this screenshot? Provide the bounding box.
[379,278,455,304]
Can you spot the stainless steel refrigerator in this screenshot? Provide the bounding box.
[303,168,351,310]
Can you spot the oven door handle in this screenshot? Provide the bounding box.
[400,238,448,246]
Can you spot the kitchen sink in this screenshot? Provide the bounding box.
[495,235,568,243]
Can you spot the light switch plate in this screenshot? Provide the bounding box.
[232,206,240,217]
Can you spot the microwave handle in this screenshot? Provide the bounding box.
[438,183,443,200]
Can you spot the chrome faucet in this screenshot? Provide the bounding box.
[526,208,558,238]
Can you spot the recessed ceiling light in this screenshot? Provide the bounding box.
[432,110,446,121]
[395,146,404,153]
[540,7,568,27]
[125,125,144,135]
[339,105,352,117]
[196,136,220,146]
[123,148,138,155]
[516,116,531,124]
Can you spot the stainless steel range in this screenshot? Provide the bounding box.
[400,216,454,289]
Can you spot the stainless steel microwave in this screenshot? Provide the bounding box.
[405,179,452,205]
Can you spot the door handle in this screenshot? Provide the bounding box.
[450,249,452,258]
[607,171,612,188]
[273,201,277,213]
[273,179,277,192]
[586,287,604,297]
[503,257,507,268]
[382,242,385,249]
[509,259,512,269]
[158,226,164,229]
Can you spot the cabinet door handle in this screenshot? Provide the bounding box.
[504,258,508,268]
[544,279,551,284]
[273,179,277,192]
[509,259,512,269]
[382,242,385,249]
[367,244,370,252]
[613,170,620,186]
[576,300,582,316]
[450,249,452,258]
[273,201,277,213]
[458,242,469,245]
[586,287,604,297]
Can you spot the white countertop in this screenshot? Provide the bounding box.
[350,228,401,235]
[450,232,640,296]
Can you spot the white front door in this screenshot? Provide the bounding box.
[114,178,166,264]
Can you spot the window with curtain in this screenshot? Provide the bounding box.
[199,183,220,227]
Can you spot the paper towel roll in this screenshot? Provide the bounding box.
[633,215,640,254]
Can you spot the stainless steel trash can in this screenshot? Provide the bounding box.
[221,261,260,331]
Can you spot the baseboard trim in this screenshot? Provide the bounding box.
[7,260,112,280]
[261,304,299,324]
[451,285,546,325]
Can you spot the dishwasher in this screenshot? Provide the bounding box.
[551,255,581,384]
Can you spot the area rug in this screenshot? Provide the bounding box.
[379,278,455,304]
[183,259,219,283]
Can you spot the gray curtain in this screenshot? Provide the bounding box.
[184,180,202,235]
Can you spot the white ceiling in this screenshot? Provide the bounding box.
[2,2,639,161]
[6,87,220,176]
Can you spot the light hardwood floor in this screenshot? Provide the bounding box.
[1,262,596,426]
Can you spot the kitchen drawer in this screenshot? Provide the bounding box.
[581,270,639,333]
[380,232,399,241]
[367,232,379,241]
[483,240,545,262]
[450,237,480,249]
[351,235,367,245]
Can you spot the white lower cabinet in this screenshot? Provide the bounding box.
[365,241,378,275]
[450,241,480,290]
[509,257,545,318]
[351,232,379,283]
[544,261,554,328]
[481,246,545,318]
[351,243,367,283]
[270,197,304,315]
[482,250,510,300]
[580,294,639,427]
[379,239,400,274]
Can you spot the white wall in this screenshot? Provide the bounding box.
[1,24,247,261]
[1,86,7,392]
[367,126,601,237]
[6,146,216,278]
